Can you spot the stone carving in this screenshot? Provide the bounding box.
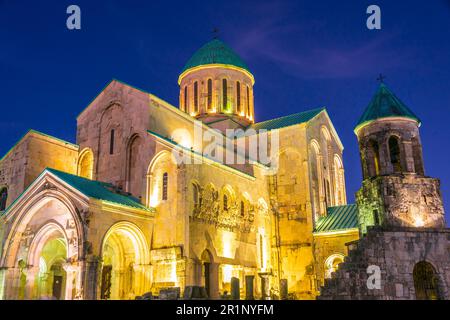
[42,182,57,191]
[21,228,34,248]
[192,186,255,232]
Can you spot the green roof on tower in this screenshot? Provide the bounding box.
[355,83,421,132]
[179,39,252,80]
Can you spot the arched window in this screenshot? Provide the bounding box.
[184,86,188,111]
[236,81,241,113]
[413,261,441,300]
[223,194,228,211]
[162,172,168,200]
[194,81,199,112]
[207,79,212,110]
[333,155,346,205]
[324,179,331,207]
[78,148,94,180]
[222,79,228,109]
[0,187,8,211]
[389,136,402,172]
[109,129,115,155]
[310,140,324,220]
[240,201,245,217]
[246,86,250,116]
[126,135,142,195]
[361,140,380,178]
[193,183,201,208]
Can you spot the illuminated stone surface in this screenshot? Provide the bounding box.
[1,40,445,300]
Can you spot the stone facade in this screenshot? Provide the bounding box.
[319,228,450,300]
[0,72,353,300]
[0,130,79,209]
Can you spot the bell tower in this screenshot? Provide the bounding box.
[178,39,255,132]
[355,82,445,234]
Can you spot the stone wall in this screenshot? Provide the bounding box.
[313,230,359,289]
[0,130,78,209]
[357,174,446,234]
[319,228,450,300]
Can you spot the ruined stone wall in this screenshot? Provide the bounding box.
[313,230,359,289]
[319,228,450,300]
[0,131,78,209]
[357,174,446,234]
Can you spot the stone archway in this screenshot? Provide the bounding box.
[28,223,68,300]
[413,261,441,300]
[324,253,345,279]
[201,250,219,299]
[0,192,83,300]
[100,222,150,300]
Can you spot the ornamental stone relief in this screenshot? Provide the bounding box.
[192,186,257,233]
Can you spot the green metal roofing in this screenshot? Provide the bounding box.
[249,108,324,131]
[181,39,250,73]
[314,204,359,233]
[355,83,420,130]
[47,168,150,211]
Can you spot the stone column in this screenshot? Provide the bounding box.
[24,266,39,300]
[3,267,20,300]
[83,256,101,300]
[231,277,240,300]
[245,275,254,300]
[280,279,288,300]
[0,268,6,300]
[209,263,220,299]
[63,263,80,300]
[259,273,270,300]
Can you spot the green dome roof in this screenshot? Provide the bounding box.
[181,39,250,74]
[355,83,420,131]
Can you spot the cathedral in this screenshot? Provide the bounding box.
[0,38,448,300]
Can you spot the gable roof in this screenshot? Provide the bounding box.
[355,83,420,131]
[314,204,359,233]
[181,39,250,74]
[248,108,325,131]
[46,168,150,211]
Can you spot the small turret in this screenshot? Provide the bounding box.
[355,83,445,234]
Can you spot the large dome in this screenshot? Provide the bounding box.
[180,39,251,75]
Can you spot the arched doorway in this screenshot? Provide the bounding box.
[100,222,150,300]
[28,223,69,300]
[413,261,441,300]
[1,194,82,300]
[201,250,218,299]
[324,254,345,279]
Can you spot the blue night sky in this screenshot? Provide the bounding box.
[1,1,450,220]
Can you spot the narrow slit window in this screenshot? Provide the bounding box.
[223,194,228,211]
[236,81,241,113]
[207,79,212,110]
[184,86,188,111]
[246,86,250,116]
[109,129,115,155]
[162,172,168,200]
[194,81,199,112]
[222,79,227,109]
